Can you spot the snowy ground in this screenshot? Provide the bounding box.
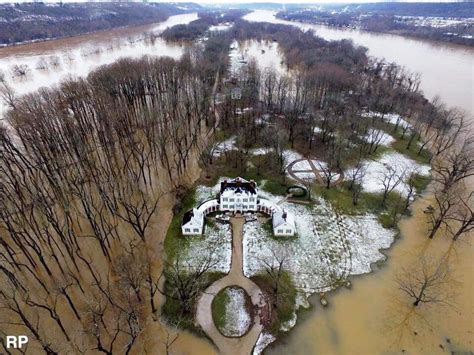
[243,191,396,303]
[217,287,252,337]
[362,111,412,130]
[213,136,238,157]
[179,221,232,273]
[363,128,396,146]
[283,149,305,164]
[190,179,396,351]
[350,151,431,196]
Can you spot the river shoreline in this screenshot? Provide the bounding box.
[276,17,474,50]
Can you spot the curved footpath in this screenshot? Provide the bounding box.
[196,216,266,355]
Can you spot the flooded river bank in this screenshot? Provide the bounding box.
[243,10,474,119]
[0,10,471,354]
[267,194,473,354]
[0,12,198,119]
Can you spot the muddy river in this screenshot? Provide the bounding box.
[0,10,471,355]
[243,10,474,119]
[0,12,198,118]
[241,10,473,355]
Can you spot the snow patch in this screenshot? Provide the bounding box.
[219,287,252,337]
[354,152,430,196]
[213,136,238,157]
[253,332,277,355]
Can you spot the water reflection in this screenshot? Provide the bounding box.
[265,196,473,355]
[243,10,474,118]
[0,13,198,119]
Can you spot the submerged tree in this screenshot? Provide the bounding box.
[396,258,454,307]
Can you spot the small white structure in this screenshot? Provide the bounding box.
[230,87,242,100]
[272,210,296,236]
[220,177,257,212]
[181,199,219,236]
[181,208,204,235]
[181,177,296,237]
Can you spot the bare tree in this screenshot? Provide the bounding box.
[158,244,221,314]
[427,186,458,239]
[316,160,338,190]
[447,192,474,241]
[260,248,293,314]
[432,136,474,192]
[0,77,16,110]
[10,64,30,79]
[396,258,454,307]
[378,164,406,206]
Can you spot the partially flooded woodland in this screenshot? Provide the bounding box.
[0,56,215,354]
[0,8,472,355]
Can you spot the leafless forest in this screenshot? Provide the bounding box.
[0,14,472,354]
[0,55,215,354]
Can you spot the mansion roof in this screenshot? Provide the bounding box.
[220,177,257,196]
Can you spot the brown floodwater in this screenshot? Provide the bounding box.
[266,193,473,355]
[0,12,198,119]
[0,10,472,355]
[244,10,474,119]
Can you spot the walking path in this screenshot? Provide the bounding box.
[196,216,266,355]
[287,158,344,186]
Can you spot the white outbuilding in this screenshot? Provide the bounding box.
[272,209,296,236]
[181,208,204,235]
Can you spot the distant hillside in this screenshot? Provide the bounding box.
[0,2,201,46]
[205,2,473,18]
[318,2,474,18]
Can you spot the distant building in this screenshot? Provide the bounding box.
[181,177,296,237]
[230,87,242,100]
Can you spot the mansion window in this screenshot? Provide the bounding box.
[185,228,190,233]
[193,228,199,233]
[223,204,228,209]
[286,229,292,234]
[222,197,228,202]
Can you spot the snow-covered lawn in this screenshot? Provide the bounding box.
[293,171,317,180]
[292,159,312,170]
[362,111,412,129]
[216,287,252,337]
[175,184,233,273]
[249,147,273,156]
[213,136,237,157]
[244,190,396,303]
[363,128,396,146]
[352,151,430,196]
[179,222,232,273]
[283,149,305,164]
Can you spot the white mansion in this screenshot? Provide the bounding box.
[182,177,296,237]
